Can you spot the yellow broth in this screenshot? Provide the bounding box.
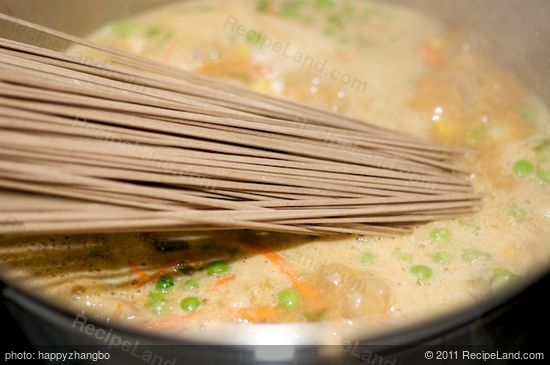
[1,0,550,342]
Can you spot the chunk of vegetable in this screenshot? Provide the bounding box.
[490,268,520,290]
[512,159,534,177]
[537,169,550,185]
[246,31,263,46]
[146,292,166,315]
[420,42,443,67]
[509,205,527,223]
[256,0,269,12]
[360,251,375,264]
[146,26,162,38]
[410,265,433,281]
[280,0,305,18]
[238,241,319,302]
[392,250,412,262]
[110,22,137,37]
[462,249,491,263]
[277,288,300,310]
[183,278,199,291]
[519,107,536,123]
[430,227,451,244]
[155,275,174,292]
[432,251,452,265]
[206,260,230,276]
[534,139,550,155]
[316,0,335,10]
[458,218,480,234]
[238,306,280,323]
[180,296,201,312]
[464,127,484,146]
[213,274,236,289]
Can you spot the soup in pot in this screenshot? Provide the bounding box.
[1,0,549,342]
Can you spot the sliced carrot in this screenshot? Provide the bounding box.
[129,260,181,288]
[128,261,151,287]
[212,274,236,290]
[112,302,123,321]
[420,42,443,67]
[238,306,280,323]
[239,241,320,302]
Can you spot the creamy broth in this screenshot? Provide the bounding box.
[1,0,550,343]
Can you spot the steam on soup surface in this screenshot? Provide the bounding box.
[1,0,550,343]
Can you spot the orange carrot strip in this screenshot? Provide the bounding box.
[146,315,189,331]
[112,302,123,321]
[213,274,236,290]
[420,42,443,67]
[128,262,151,287]
[238,306,280,323]
[239,241,320,302]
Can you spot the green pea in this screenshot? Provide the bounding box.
[256,0,269,12]
[246,31,263,46]
[180,296,201,312]
[155,275,174,292]
[430,227,451,244]
[277,288,300,310]
[508,205,527,223]
[316,0,334,10]
[410,265,432,282]
[342,4,355,18]
[490,268,520,290]
[111,22,137,37]
[464,127,483,146]
[537,169,550,185]
[324,26,336,37]
[433,251,452,265]
[360,251,375,264]
[462,249,491,263]
[206,260,230,276]
[280,0,305,18]
[146,26,162,38]
[327,14,344,28]
[458,218,480,234]
[534,139,550,155]
[534,141,550,172]
[146,292,166,315]
[512,159,534,177]
[392,250,412,262]
[362,7,379,20]
[183,278,199,290]
[519,107,536,123]
[338,36,351,45]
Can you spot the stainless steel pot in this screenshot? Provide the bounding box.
[1,0,549,363]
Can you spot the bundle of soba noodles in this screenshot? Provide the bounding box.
[0,14,480,237]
